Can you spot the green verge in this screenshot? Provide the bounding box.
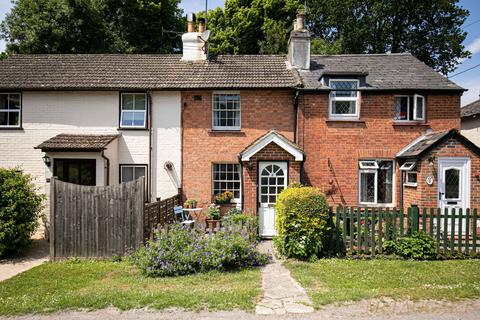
[0,260,262,315]
[285,259,480,308]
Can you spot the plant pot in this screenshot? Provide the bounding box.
[205,219,223,232]
[218,203,236,216]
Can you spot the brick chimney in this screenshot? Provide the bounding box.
[182,13,208,61]
[288,11,310,70]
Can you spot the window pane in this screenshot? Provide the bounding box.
[416,96,424,119]
[134,167,146,180]
[0,112,7,126]
[360,172,376,203]
[331,81,358,97]
[8,94,20,110]
[121,111,135,126]
[377,161,393,203]
[0,95,7,109]
[407,172,417,184]
[122,94,134,110]
[445,169,460,199]
[394,97,408,121]
[8,112,19,126]
[122,167,134,182]
[134,94,146,110]
[333,101,356,115]
[133,112,145,126]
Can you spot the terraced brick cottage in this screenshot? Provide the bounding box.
[0,13,478,237]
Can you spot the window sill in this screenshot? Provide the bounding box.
[404,183,418,188]
[208,129,245,135]
[326,119,365,123]
[358,204,396,208]
[117,127,148,131]
[393,122,429,126]
[0,127,23,131]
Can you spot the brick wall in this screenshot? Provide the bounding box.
[298,91,461,207]
[181,90,296,209]
[242,142,301,214]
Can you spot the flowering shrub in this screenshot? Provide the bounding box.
[215,191,233,204]
[132,225,269,277]
[274,185,330,261]
[206,204,221,220]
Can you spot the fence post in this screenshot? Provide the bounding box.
[49,177,56,261]
[473,209,478,253]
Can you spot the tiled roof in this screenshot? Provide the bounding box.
[0,54,300,90]
[35,134,120,151]
[461,99,480,118]
[299,53,464,91]
[239,129,304,161]
[397,129,480,159]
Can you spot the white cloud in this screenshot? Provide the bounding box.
[466,37,480,56]
[458,78,480,106]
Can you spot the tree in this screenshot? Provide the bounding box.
[0,0,184,54]
[205,0,470,74]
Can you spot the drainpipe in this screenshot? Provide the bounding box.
[101,150,110,186]
[293,90,300,143]
[147,91,153,202]
[399,169,404,209]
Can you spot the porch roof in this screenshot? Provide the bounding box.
[239,130,304,161]
[396,129,480,159]
[35,133,120,152]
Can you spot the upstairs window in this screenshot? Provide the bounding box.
[0,93,21,128]
[359,160,394,205]
[329,80,360,119]
[394,94,425,122]
[120,93,147,128]
[212,93,241,130]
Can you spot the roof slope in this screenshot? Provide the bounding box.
[461,99,480,118]
[300,53,463,91]
[35,133,120,151]
[0,54,299,90]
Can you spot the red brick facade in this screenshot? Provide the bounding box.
[297,92,462,207]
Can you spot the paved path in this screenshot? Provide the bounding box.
[255,241,314,315]
[0,237,49,282]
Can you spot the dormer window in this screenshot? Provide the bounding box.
[329,79,360,120]
[394,94,425,122]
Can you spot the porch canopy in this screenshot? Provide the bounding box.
[35,133,120,152]
[239,129,304,162]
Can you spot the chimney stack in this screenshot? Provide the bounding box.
[288,11,310,70]
[182,13,208,61]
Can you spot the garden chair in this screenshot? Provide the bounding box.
[173,206,195,227]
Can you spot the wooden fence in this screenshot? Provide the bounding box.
[50,177,145,260]
[331,207,480,255]
[144,191,182,239]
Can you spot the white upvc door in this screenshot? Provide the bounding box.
[438,158,470,235]
[258,161,287,238]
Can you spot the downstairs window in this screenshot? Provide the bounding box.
[359,160,394,205]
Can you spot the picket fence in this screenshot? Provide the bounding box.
[331,207,480,254]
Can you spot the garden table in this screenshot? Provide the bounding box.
[183,208,204,226]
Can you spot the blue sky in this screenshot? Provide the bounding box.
[0,0,478,106]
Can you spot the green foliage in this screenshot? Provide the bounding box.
[274,185,330,261]
[0,168,44,257]
[132,225,269,277]
[183,199,197,208]
[206,204,221,220]
[382,232,437,260]
[214,190,233,204]
[0,0,183,54]
[224,210,260,242]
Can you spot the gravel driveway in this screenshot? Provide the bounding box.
[2,299,479,320]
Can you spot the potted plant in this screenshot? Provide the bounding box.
[214,191,233,204]
[184,199,197,209]
[205,204,222,232]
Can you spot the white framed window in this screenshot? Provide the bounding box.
[359,160,394,205]
[212,92,241,130]
[0,93,21,128]
[212,163,241,203]
[359,160,379,170]
[401,161,418,187]
[329,79,360,119]
[394,95,425,122]
[120,93,147,128]
[400,161,416,171]
[120,165,147,183]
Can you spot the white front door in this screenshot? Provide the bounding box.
[438,158,470,234]
[259,161,287,237]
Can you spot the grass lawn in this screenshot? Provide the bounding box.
[285,259,480,308]
[0,260,262,315]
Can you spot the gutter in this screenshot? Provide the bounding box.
[101,150,110,185]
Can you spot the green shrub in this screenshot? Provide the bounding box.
[274,186,330,261]
[132,225,269,277]
[0,168,44,257]
[382,232,437,260]
[206,204,221,220]
[224,210,260,242]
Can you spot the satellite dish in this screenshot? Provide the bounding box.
[200,30,211,42]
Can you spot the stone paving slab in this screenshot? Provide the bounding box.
[255,241,314,315]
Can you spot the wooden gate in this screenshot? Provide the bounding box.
[49,177,145,260]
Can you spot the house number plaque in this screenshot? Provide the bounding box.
[426,176,434,185]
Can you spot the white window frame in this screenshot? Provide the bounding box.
[0,93,21,128]
[120,164,148,193]
[120,93,147,128]
[329,79,360,120]
[400,161,416,171]
[393,94,425,122]
[212,91,241,131]
[358,159,395,206]
[359,160,379,170]
[405,171,418,187]
[212,163,242,203]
